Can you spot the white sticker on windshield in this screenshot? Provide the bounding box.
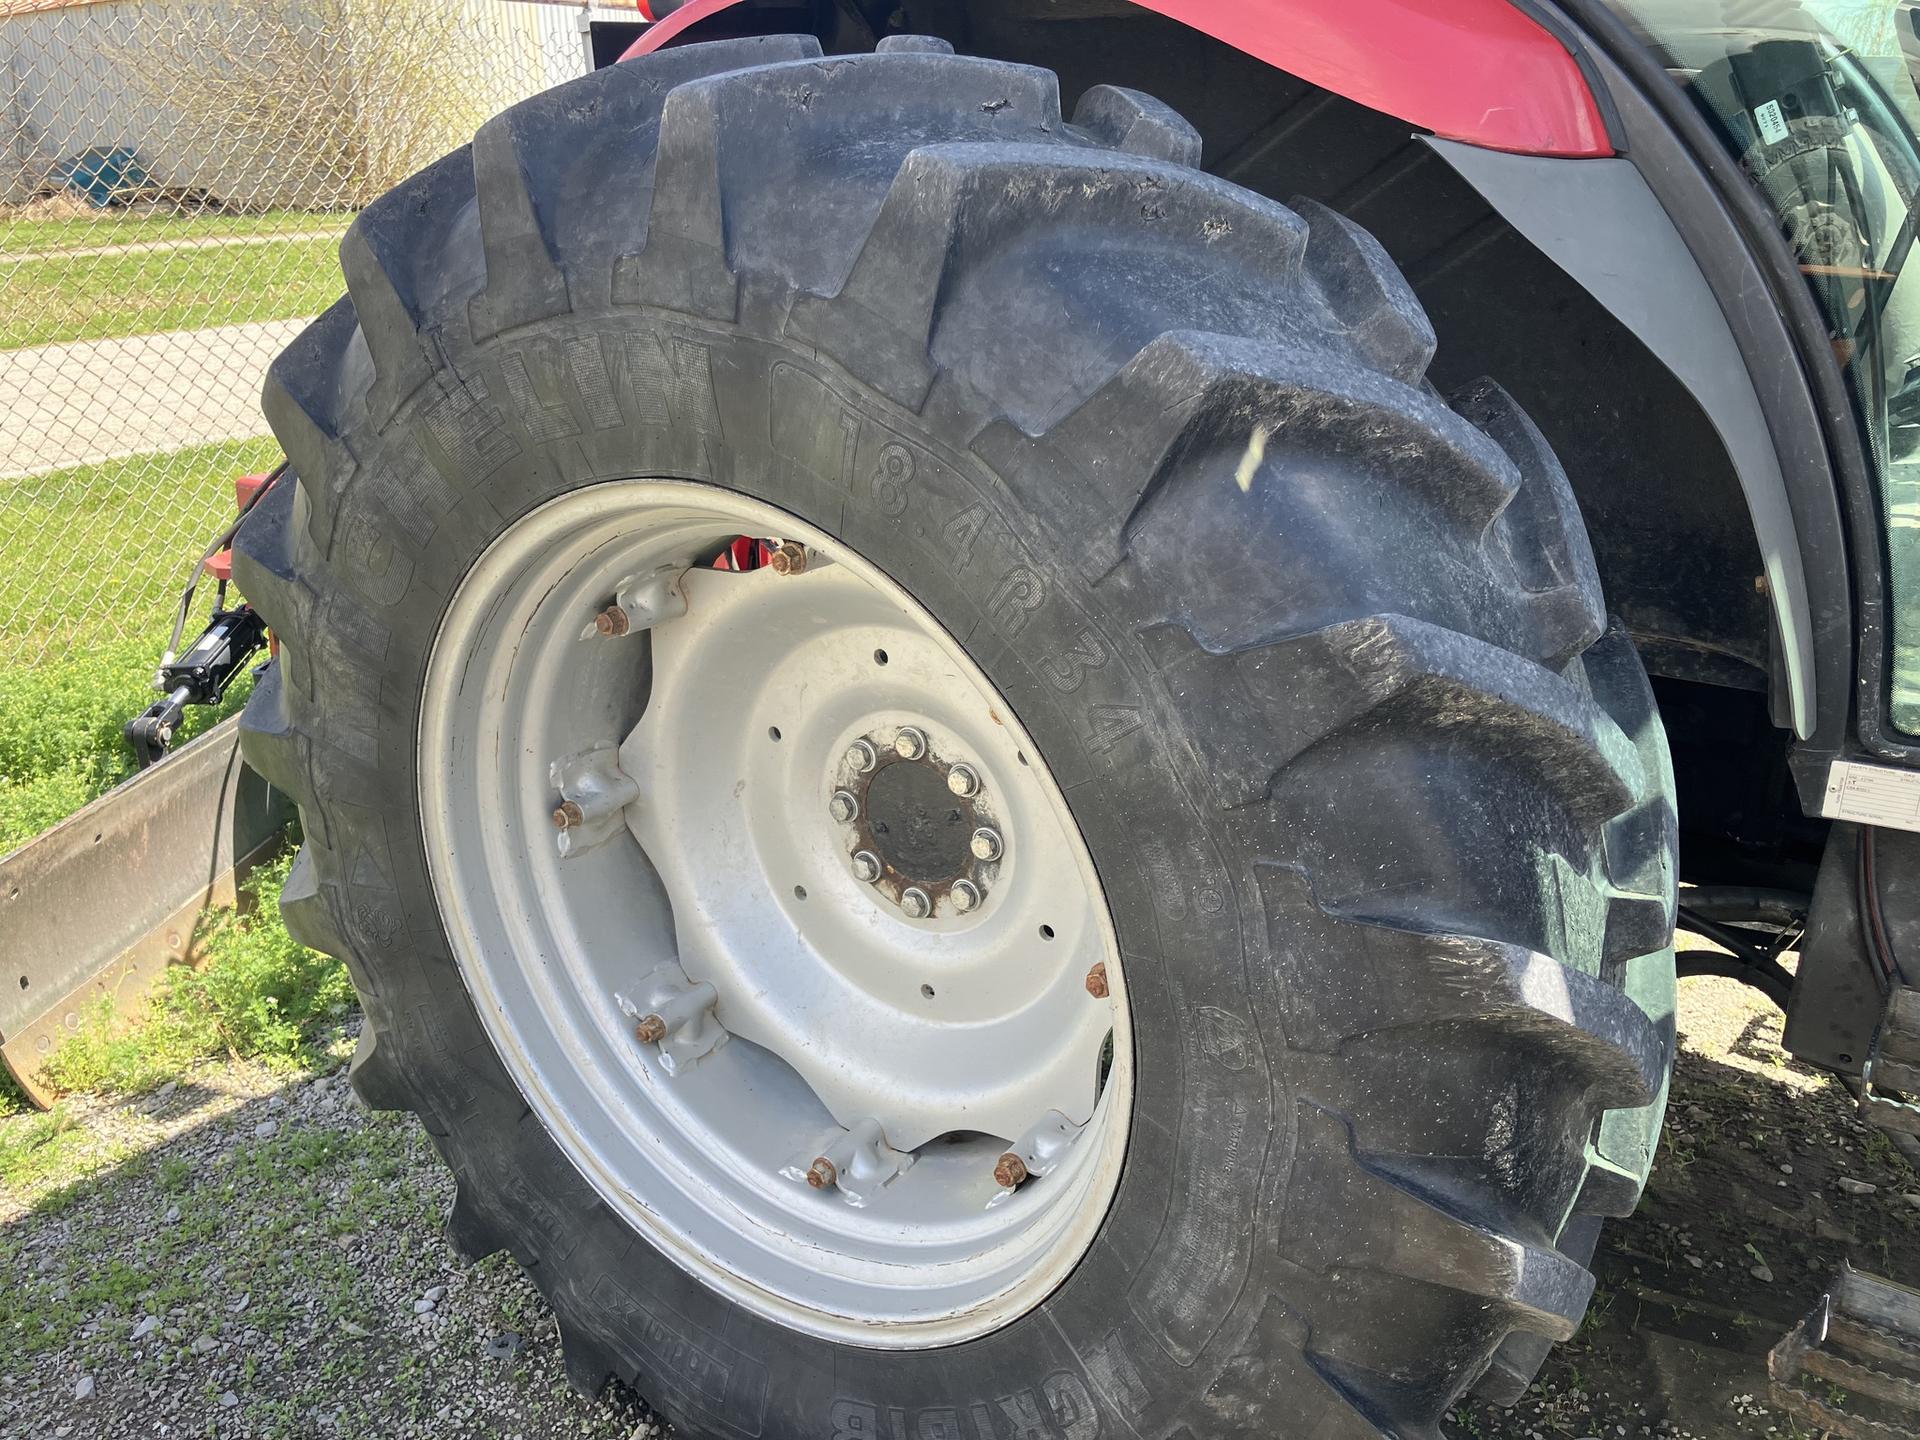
[1755,98,1790,146]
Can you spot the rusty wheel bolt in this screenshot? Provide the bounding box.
[634,1014,668,1045]
[594,605,631,637]
[994,1153,1029,1189]
[901,887,932,919]
[768,541,808,576]
[1085,962,1109,999]
[552,800,585,831]
[806,1157,837,1190]
[852,851,883,884]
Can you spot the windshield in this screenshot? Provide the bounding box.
[1602,1,1920,732]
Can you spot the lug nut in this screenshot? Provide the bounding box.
[829,789,860,823]
[894,726,928,760]
[994,1153,1030,1189]
[552,800,585,831]
[947,764,980,798]
[768,541,808,576]
[950,879,981,914]
[806,1157,837,1190]
[846,739,877,773]
[593,604,631,637]
[970,827,1003,862]
[901,887,932,919]
[1085,962,1109,999]
[634,1013,668,1045]
[852,851,882,884]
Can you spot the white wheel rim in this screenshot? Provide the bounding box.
[417,480,1132,1346]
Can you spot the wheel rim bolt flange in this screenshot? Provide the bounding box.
[951,879,981,914]
[634,1013,667,1045]
[828,789,859,823]
[947,764,980,798]
[901,887,932,919]
[894,727,928,760]
[970,827,1003,862]
[1085,962,1109,999]
[769,541,808,576]
[593,605,630,637]
[852,851,882,884]
[846,740,877,773]
[994,1153,1029,1189]
[806,1157,837,1190]
[552,800,585,831]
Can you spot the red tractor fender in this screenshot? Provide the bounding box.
[620,0,1614,158]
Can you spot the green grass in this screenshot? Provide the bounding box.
[0,438,281,854]
[0,1104,82,1189]
[3,207,348,256]
[39,851,351,1099]
[1,235,344,348]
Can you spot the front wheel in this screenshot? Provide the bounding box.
[236,33,1678,1438]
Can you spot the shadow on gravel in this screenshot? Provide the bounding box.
[7,981,1914,1440]
[0,1063,659,1440]
[1452,1021,1920,1439]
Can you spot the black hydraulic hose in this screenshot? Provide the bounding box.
[160,461,285,668]
[1859,827,1907,988]
[1675,904,1797,1010]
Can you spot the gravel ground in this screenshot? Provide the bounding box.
[0,1028,659,1440]
[4,966,1915,1439]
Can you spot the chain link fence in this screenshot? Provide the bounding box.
[0,0,600,843]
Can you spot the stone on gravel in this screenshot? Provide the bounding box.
[163,1204,180,1224]
[220,1392,239,1409]
[252,1119,279,1140]
[129,1316,160,1341]
[73,1376,93,1401]
[1838,1177,1878,1195]
[1751,1262,1775,1282]
[1902,1192,1920,1209]
[190,1335,217,1356]
[486,1332,526,1361]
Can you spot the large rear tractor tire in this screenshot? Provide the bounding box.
[235,34,1678,1439]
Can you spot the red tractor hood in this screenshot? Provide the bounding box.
[622,0,1614,158]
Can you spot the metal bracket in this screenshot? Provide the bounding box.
[783,1118,915,1208]
[619,960,728,1075]
[1863,986,1920,1137]
[1010,1110,1087,1179]
[986,1110,1088,1206]
[549,744,640,859]
[578,564,688,640]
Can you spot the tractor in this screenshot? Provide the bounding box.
[186,0,1920,1433]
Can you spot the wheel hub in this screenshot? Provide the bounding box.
[841,733,1001,914]
[417,481,1132,1346]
